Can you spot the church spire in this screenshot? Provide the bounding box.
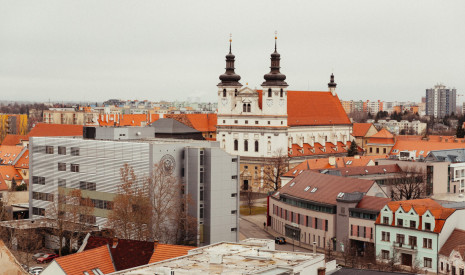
[218,34,242,87]
[262,32,288,87]
[328,73,337,95]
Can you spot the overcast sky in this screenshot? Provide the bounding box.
[1,0,464,103]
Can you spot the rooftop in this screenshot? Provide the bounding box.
[28,123,83,137]
[439,229,465,257]
[1,134,28,146]
[111,240,325,275]
[390,137,465,158]
[53,245,116,275]
[352,123,376,137]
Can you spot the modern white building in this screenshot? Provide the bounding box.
[109,238,334,275]
[374,119,427,135]
[29,127,240,246]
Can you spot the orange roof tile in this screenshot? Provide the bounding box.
[257,90,351,126]
[370,128,394,138]
[439,229,465,257]
[0,175,8,191]
[165,114,217,133]
[0,166,23,182]
[284,155,387,177]
[98,114,159,127]
[149,244,195,264]
[390,139,465,158]
[356,196,391,211]
[54,245,115,275]
[375,198,455,233]
[1,135,28,146]
[14,149,29,169]
[0,146,24,165]
[28,123,83,137]
[352,123,375,137]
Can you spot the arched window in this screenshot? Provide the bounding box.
[243,104,247,112]
[234,140,238,151]
[222,139,226,149]
[254,140,259,152]
[235,89,238,96]
[280,89,283,97]
[268,89,272,97]
[244,140,248,152]
[223,89,227,97]
[247,103,251,112]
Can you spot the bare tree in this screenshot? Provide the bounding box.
[107,164,151,241]
[388,166,427,201]
[262,149,290,191]
[15,229,43,269]
[242,189,256,215]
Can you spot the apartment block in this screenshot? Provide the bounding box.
[29,127,239,246]
[426,84,457,118]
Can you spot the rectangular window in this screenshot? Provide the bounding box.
[255,121,258,125]
[58,146,66,155]
[325,220,328,232]
[45,146,54,154]
[423,238,432,249]
[381,250,389,260]
[424,257,432,268]
[231,210,237,214]
[397,218,403,227]
[200,168,204,183]
[79,181,96,191]
[32,176,45,185]
[409,236,417,247]
[396,234,405,244]
[71,164,80,172]
[199,150,204,166]
[71,147,80,156]
[231,228,237,232]
[200,187,204,201]
[425,222,431,231]
[383,216,389,224]
[58,163,66,171]
[200,204,204,219]
[32,207,45,216]
[410,220,416,228]
[231,193,237,197]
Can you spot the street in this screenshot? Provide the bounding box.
[239,217,311,253]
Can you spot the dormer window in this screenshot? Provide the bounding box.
[223,89,227,97]
[383,217,389,224]
[268,89,272,97]
[425,222,431,231]
[280,89,283,97]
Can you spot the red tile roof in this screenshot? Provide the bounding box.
[276,171,376,205]
[54,245,115,275]
[84,237,155,271]
[149,244,195,264]
[391,139,465,158]
[0,146,24,165]
[375,199,455,233]
[370,128,394,139]
[98,114,159,127]
[352,123,375,137]
[1,135,28,146]
[314,164,402,177]
[257,90,351,126]
[28,123,83,137]
[284,155,386,177]
[165,114,217,132]
[0,166,23,182]
[367,128,395,145]
[14,149,29,169]
[0,175,8,191]
[356,196,391,212]
[288,141,361,157]
[439,229,465,257]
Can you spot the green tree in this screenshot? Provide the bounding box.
[347,140,359,157]
[457,116,465,138]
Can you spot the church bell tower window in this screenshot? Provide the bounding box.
[268,89,272,97]
[223,89,227,97]
[280,89,283,97]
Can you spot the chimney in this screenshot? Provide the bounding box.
[317,267,326,275]
[112,237,118,248]
[153,240,159,252]
[312,242,317,256]
[328,156,336,166]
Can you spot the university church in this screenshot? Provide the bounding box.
[216,37,354,191]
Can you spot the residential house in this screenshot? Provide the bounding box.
[366,128,395,156]
[268,171,388,251]
[438,229,465,274]
[351,123,378,150]
[389,135,465,161]
[375,199,465,273]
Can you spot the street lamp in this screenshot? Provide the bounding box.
[292,231,296,252]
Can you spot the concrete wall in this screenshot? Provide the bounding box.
[0,240,27,275]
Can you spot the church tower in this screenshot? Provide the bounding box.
[261,34,288,116]
[328,73,337,96]
[217,36,242,115]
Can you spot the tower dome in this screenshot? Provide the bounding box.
[218,38,242,87]
[262,35,288,87]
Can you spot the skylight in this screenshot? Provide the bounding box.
[292,170,297,174]
[337,192,345,198]
[346,160,352,165]
[311,187,318,193]
[299,170,303,174]
[304,186,311,191]
[290,182,296,187]
[419,151,424,155]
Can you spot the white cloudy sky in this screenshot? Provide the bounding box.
[1,0,464,103]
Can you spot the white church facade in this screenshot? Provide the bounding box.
[216,37,354,191]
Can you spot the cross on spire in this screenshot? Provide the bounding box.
[274,31,277,52]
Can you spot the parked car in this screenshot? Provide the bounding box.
[32,252,46,260]
[36,254,59,264]
[275,237,286,244]
[29,266,44,275]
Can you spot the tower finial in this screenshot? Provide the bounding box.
[274,31,277,51]
[229,33,232,54]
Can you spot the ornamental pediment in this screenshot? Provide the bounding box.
[238,87,258,96]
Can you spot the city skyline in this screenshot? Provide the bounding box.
[1,1,464,103]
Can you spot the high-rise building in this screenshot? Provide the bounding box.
[29,127,240,246]
[426,84,456,118]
